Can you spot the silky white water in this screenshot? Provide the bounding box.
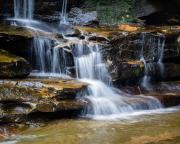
[73,40,162,118]
[32,38,67,74]
[14,0,34,19]
[10,0,163,119]
[139,33,152,89]
[60,0,68,24]
[158,37,166,77]
[11,0,69,76]
[139,33,166,89]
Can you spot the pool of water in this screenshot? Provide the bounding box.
[1,107,180,144]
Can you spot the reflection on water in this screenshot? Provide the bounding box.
[1,107,180,144]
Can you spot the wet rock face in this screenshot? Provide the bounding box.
[0,78,88,123]
[0,24,34,57]
[108,27,180,62]
[0,50,31,78]
[110,61,144,85]
[102,25,180,84]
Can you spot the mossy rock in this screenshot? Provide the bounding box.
[0,50,32,78]
[0,24,34,38]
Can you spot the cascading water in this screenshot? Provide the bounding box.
[14,0,34,19]
[10,0,163,119]
[12,0,69,76]
[139,33,152,89]
[73,40,162,118]
[60,0,68,24]
[74,41,111,83]
[158,37,166,77]
[139,33,166,89]
[31,38,68,75]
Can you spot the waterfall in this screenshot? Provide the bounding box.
[139,33,152,89]
[10,0,163,119]
[14,0,34,19]
[139,33,166,89]
[73,40,162,118]
[60,0,68,24]
[158,38,166,77]
[74,41,111,83]
[12,0,69,76]
[140,57,152,89]
[31,38,67,75]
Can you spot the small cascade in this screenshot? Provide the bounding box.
[158,37,166,77]
[31,38,67,75]
[139,33,166,89]
[60,0,68,24]
[14,0,34,19]
[139,33,152,89]
[140,57,152,89]
[74,41,111,83]
[10,0,163,119]
[73,40,162,118]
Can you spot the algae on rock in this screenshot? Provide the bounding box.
[0,50,31,78]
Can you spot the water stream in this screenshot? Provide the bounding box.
[1,107,180,144]
[60,0,68,24]
[32,38,67,74]
[14,0,34,19]
[72,39,162,119]
[140,33,166,89]
[9,0,164,119]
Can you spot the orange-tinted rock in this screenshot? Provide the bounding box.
[0,78,88,123]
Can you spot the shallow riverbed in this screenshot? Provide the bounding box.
[1,107,180,144]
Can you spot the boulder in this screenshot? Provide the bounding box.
[110,61,144,85]
[134,0,158,18]
[134,0,180,25]
[68,7,99,26]
[142,81,180,107]
[0,50,31,78]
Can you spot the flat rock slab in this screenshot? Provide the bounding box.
[0,77,88,123]
[121,81,180,107]
[143,81,180,107]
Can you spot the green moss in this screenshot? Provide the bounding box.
[132,68,141,77]
[0,50,23,62]
[83,0,136,25]
[0,24,33,38]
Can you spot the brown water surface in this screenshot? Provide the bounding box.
[7,109,179,144]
